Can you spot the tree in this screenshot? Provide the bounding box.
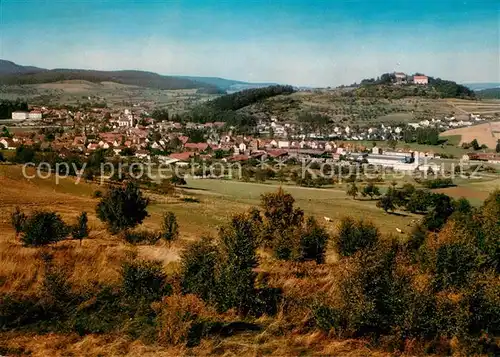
[180,237,218,302]
[10,206,27,238]
[14,145,35,163]
[121,259,170,302]
[298,216,330,263]
[0,151,4,162]
[334,217,380,257]
[388,138,398,150]
[169,175,187,187]
[470,139,480,151]
[162,212,179,245]
[21,211,68,246]
[405,189,432,213]
[260,187,304,244]
[361,182,380,199]
[72,212,89,245]
[96,182,149,233]
[346,183,359,200]
[377,190,396,213]
[215,213,259,314]
[422,193,455,231]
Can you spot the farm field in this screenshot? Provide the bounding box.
[441,121,500,149]
[0,80,218,113]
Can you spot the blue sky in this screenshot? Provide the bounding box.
[0,0,498,86]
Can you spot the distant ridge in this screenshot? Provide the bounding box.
[0,59,278,92]
[463,82,500,91]
[176,75,278,92]
[0,60,220,91]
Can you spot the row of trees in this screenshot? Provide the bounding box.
[207,85,295,111]
[11,208,89,246]
[402,127,440,145]
[0,99,28,119]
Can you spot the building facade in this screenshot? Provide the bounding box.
[12,111,28,120]
[413,75,429,85]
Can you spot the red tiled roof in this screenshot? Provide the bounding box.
[169,152,194,161]
[266,149,288,158]
[184,142,209,151]
[229,154,249,162]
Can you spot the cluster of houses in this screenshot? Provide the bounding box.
[3,104,499,172]
[408,114,485,130]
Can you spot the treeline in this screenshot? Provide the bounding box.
[0,99,28,119]
[153,86,294,134]
[429,77,475,98]
[403,127,441,145]
[0,69,219,91]
[476,88,500,99]
[207,85,295,111]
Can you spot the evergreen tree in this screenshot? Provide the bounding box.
[72,212,89,245]
[346,182,359,200]
[96,182,149,233]
[10,206,27,238]
[161,211,179,245]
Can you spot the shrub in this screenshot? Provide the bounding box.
[422,178,454,189]
[123,230,161,245]
[260,187,303,246]
[20,211,68,246]
[92,190,102,198]
[334,241,410,337]
[96,182,149,233]
[121,259,171,302]
[312,304,343,333]
[432,242,477,291]
[155,293,213,346]
[161,212,179,245]
[10,206,27,238]
[180,237,218,303]
[182,197,200,203]
[71,212,89,245]
[334,217,380,257]
[40,255,72,302]
[215,213,259,314]
[297,216,330,263]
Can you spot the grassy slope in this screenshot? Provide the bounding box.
[0,164,408,355]
[1,164,498,355]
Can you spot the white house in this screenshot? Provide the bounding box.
[277,140,289,148]
[11,111,28,120]
[28,111,42,120]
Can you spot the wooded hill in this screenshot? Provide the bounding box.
[0,60,219,91]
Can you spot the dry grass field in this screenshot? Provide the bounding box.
[0,163,497,356]
[0,164,418,356]
[441,121,500,149]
